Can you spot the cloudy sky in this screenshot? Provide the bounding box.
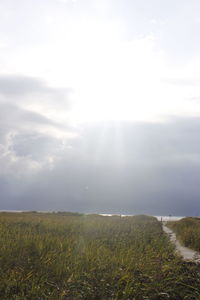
[1,0,200,215]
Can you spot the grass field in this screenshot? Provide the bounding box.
[1,213,200,299]
[167,217,200,252]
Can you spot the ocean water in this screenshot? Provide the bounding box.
[155,216,184,221]
[100,214,185,221]
[0,211,186,221]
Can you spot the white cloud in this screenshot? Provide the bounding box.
[0,75,79,178]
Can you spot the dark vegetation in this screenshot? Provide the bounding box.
[0,213,200,299]
[167,217,200,252]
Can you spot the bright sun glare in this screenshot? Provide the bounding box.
[29,18,171,125]
[66,27,166,124]
[16,15,199,126]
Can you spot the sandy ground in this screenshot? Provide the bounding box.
[162,224,200,263]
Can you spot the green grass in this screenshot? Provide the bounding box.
[0,213,200,299]
[167,217,200,252]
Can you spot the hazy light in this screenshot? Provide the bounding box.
[2,3,200,126]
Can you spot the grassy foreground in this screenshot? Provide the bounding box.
[0,213,200,299]
[167,217,200,252]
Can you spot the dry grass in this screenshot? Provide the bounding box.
[167,217,200,252]
[0,213,200,299]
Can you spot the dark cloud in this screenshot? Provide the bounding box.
[0,74,74,183]
[0,102,64,129]
[0,74,71,111]
[0,75,200,216]
[1,117,200,216]
[12,133,62,160]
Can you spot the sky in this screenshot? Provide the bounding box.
[1,0,200,215]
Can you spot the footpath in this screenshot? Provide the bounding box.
[162,224,200,263]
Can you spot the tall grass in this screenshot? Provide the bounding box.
[0,213,200,299]
[167,217,200,252]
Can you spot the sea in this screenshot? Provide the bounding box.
[100,214,184,221]
[0,210,185,221]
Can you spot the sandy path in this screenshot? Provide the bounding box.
[162,225,200,263]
